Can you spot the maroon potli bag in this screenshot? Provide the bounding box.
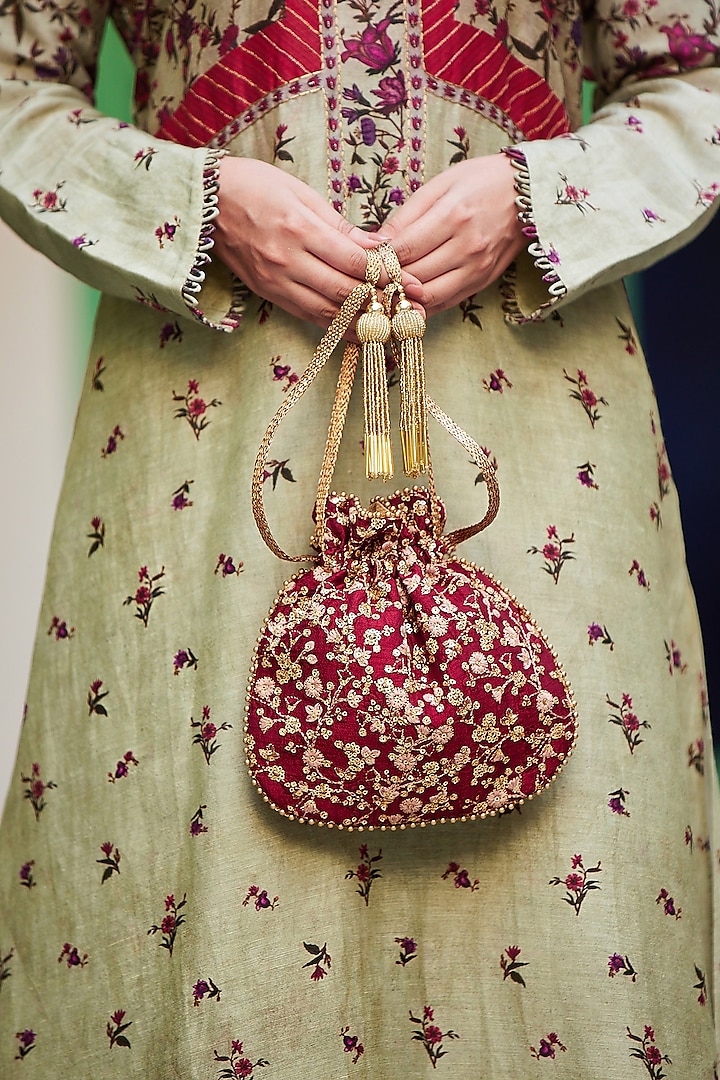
[245,245,578,831]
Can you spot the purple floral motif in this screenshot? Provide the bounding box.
[409,1005,459,1069]
[215,553,244,577]
[693,965,707,1006]
[172,379,221,440]
[262,458,296,488]
[563,368,607,426]
[1,947,14,991]
[15,1029,36,1060]
[528,525,576,585]
[155,216,180,248]
[696,179,719,207]
[107,1010,132,1049]
[588,622,614,649]
[171,479,194,510]
[500,945,528,987]
[148,893,187,956]
[91,356,106,391]
[616,317,638,354]
[192,977,221,1006]
[442,861,480,891]
[346,845,382,905]
[270,356,299,392]
[459,294,484,327]
[577,461,599,489]
[87,679,109,717]
[302,941,332,981]
[190,705,231,764]
[625,114,644,133]
[47,616,74,640]
[608,788,631,816]
[173,648,199,675]
[107,750,139,783]
[340,17,399,73]
[688,738,704,774]
[213,1039,268,1079]
[395,936,418,966]
[58,942,89,968]
[243,885,279,911]
[549,853,602,915]
[656,888,682,919]
[86,516,105,557]
[101,424,125,458]
[72,233,97,250]
[660,18,717,68]
[190,805,208,836]
[628,559,651,590]
[555,174,597,212]
[19,861,35,889]
[447,124,470,164]
[482,368,512,393]
[273,122,296,163]
[656,441,671,498]
[530,1032,567,1060]
[664,640,687,675]
[124,565,165,626]
[30,182,67,212]
[607,692,650,753]
[134,147,156,170]
[608,952,637,981]
[20,763,57,820]
[97,841,121,884]
[159,320,183,348]
[627,1025,671,1078]
[339,1026,365,1063]
[641,207,666,224]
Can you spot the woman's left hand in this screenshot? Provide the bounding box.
[377,154,525,318]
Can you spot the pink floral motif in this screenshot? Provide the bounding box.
[694,965,707,1006]
[555,174,597,212]
[190,805,208,837]
[97,841,121,884]
[86,516,105,557]
[641,207,666,224]
[694,179,719,207]
[576,461,599,489]
[608,952,637,980]
[19,860,36,889]
[58,942,89,968]
[442,862,480,891]
[628,559,651,590]
[660,18,717,68]
[124,565,165,626]
[190,705,231,764]
[409,1005,459,1069]
[302,941,332,981]
[213,1039,269,1079]
[20,762,57,820]
[273,123,296,163]
[549,853,602,915]
[87,678,109,717]
[500,945,528,987]
[171,479,194,510]
[345,845,382,905]
[101,424,125,458]
[588,622,614,649]
[47,615,74,640]
[627,1025,671,1078]
[684,824,710,853]
[563,368,608,426]
[608,787,631,816]
[339,1026,365,1063]
[607,692,650,753]
[447,125,470,163]
[528,525,576,584]
[192,977,221,1006]
[30,182,67,212]
[649,501,662,529]
[106,1010,132,1050]
[656,887,682,919]
[395,936,418,966]
[155,216,180,247]
[214,553,244,577]
[340,17,398,73]
[530,1032,567,1060]
[107,750,139,783]
[172,379,221,439]
[91,356,106,391]
[243,885,279,911]
[625,114,643,133]
[134,147,157,170]
[148,893,187,956]
[482,368,512,393]
[173,648,199,675]
[664,639,687,675]
[270,356,299,392]
[616,317,638,353]
[14,1029,36,1060]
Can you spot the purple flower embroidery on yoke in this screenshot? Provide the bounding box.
[340,17,399,72]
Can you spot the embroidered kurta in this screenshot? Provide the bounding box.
[1,0,719,1075]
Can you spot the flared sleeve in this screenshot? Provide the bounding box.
[502,0,720,323]
[0,0,241,330]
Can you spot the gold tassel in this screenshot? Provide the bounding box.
[357,299,393,481]
[392,295,428,478]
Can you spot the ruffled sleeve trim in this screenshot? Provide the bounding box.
[181,147,246,332]
[500,146,568,326]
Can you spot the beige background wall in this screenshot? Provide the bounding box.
[0,221,86,811]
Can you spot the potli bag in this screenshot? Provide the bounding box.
[245,245,578,830]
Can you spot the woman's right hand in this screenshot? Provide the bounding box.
[213,157,384,328]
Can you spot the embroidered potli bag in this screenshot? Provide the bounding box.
[245,244,578,831]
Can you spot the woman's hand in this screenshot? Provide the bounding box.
[213,158,384,329]
[378,154,525,318]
